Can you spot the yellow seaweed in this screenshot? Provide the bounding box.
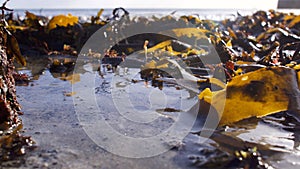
[199,67,300,125]
[142,60,169,70]
[97,9,104,19]
[283,14,295,22]
[146,40,172,53]
[256,28,289,41]
[288,15,300,28]
[91,9,106,25]
[144,39,206,57]
[6,33,26,66]
[164,28,210,39]
[25,11,37,20]
[227,27,237,40]
[47,14,78,31]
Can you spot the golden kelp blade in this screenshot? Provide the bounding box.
[199,67,300,125]
[25,11,37,20]
[142,60,169,70]
[7,34,26,66]
[162,28,211,39]
[47,14,78,31]
[288,15,300,28]
[97,9,104,18]
[142,40,206,57]
[208,77,226,89]
[256,28,289,41]
[140,40,183,57]
[146,40,173,53]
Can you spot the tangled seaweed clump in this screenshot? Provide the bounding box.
[0,1,34,161]
[6,7,300,126]
[0,28,35,161]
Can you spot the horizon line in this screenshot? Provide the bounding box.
[10,7,282,10]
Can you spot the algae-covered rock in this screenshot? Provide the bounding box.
[0,3,34,160]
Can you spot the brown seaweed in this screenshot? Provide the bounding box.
[0,0,34,162]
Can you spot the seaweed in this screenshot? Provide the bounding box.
[0,0,34,162]
[3,4,300,168]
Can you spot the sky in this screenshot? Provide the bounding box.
[7,0,279,9]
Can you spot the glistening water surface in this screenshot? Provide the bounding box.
[2,54,298,168]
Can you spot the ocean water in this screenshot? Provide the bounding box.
[12,8,300,22]
[12,8,257,21]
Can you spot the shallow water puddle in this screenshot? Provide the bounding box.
[10,55,300,168]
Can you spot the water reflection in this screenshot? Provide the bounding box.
[14,55,300,168]
[15,55,95,85]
